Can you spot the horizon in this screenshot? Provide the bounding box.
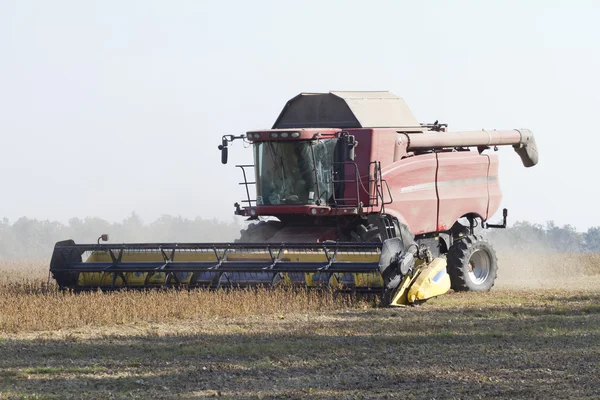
[0,212,594,233]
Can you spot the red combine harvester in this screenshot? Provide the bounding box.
[50,92,538,305]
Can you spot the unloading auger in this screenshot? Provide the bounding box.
[50,91,538,305]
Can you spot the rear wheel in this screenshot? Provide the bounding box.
[447,235,498,291]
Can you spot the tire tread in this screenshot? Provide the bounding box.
[447,234,498,292]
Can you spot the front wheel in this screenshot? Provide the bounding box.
[447,235,498,291]
[235,220,283,243]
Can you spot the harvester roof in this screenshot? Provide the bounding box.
[272,91,420,129]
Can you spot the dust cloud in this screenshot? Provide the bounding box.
[480,230,599,290]
[494,251,600,290]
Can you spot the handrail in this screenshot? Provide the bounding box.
[236,165,256,206]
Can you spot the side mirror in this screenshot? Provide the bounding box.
[218,138,228,164]
[345,134,357,161]
[221,146,228,164]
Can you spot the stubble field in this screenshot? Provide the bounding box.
[1,254,599,399]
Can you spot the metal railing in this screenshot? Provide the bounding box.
[370,162,393,213]
[237,161,393,212]
[331,161,393,211]
[236,165,256,207]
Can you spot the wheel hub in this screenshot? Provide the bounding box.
[467,249,491,284]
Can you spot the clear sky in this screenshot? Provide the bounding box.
[1,0,598,230]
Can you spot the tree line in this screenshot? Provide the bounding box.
[485,220,600,253]
[0,213,242,259]
[0,215,598,259]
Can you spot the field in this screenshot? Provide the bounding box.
[1,255,600,399]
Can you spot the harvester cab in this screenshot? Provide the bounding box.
[50,91,538,306]
[223,129,360,213]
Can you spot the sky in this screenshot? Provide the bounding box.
[0,0,599,230]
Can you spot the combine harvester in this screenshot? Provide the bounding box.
[50,92,538,305]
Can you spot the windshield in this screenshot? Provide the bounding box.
[254,139,338,206]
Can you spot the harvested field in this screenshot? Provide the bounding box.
[1,255,600,399]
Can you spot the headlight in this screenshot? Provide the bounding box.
[280,132,289,138]
[270,132,279,138]
[249,209,257,216]
[291,132,300,138]
[310,208,318,215]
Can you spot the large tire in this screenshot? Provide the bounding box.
[351,219,416,299]
[352,219,415,248]
[351,223,383,242]
[235,221,282,243]
[447,234,498,291]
